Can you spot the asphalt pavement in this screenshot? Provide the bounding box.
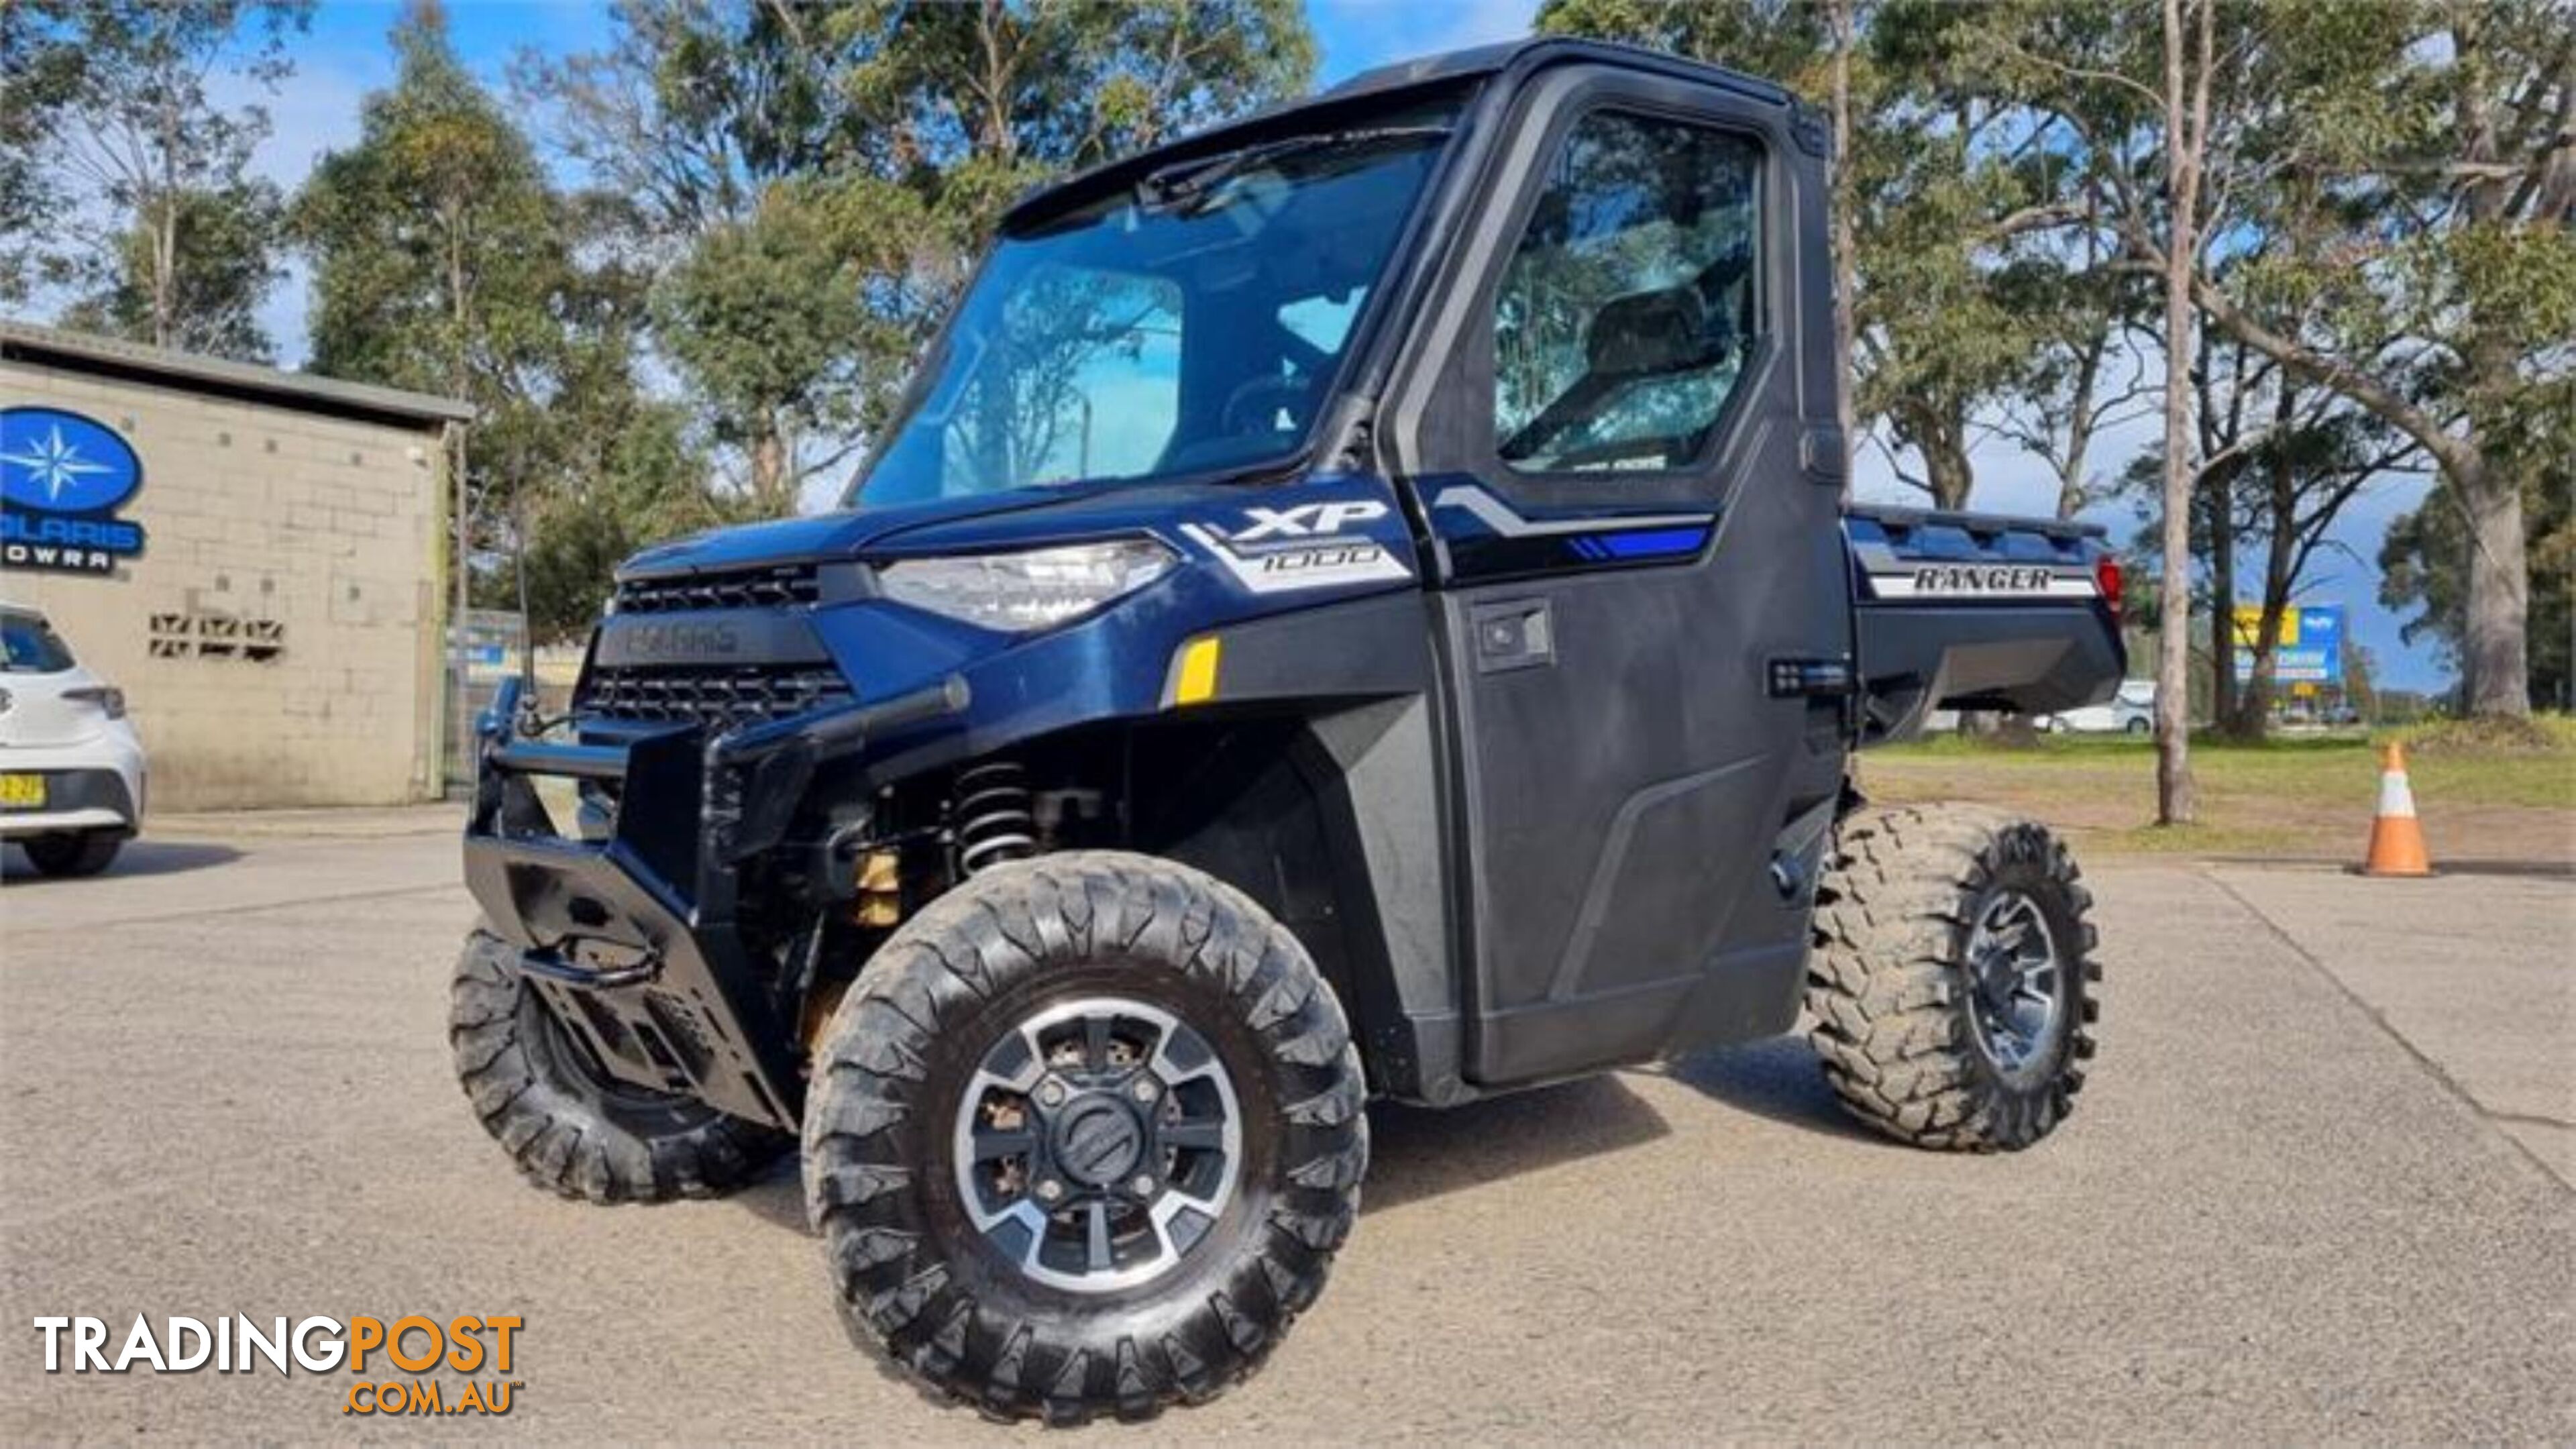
[2,812,2569,1442]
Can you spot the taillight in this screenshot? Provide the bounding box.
[2094,555,2125,623]
[64,685,125,719]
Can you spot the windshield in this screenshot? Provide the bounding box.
[851,110,1454,507]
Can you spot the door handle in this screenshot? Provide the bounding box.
[1470,598,1554,674]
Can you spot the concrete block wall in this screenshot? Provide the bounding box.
[3,356,449,810]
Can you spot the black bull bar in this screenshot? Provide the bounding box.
[462,673,971,1129]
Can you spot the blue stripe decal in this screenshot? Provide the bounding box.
[1591,525,1711,560]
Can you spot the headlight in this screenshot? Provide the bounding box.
[876,539,1177,632]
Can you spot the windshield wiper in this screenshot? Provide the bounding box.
[1136,125,1450,213]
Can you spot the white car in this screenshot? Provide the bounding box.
[2,602,145,877]
[2040,678,2156,735]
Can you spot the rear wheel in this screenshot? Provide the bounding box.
[447,930,793,1202]
[1806,804,2099,1150]
[21,831,121,877]
[803,851,1366,1424]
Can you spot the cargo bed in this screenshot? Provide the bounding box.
[1842,503,2126,743]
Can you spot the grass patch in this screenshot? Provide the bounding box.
[2096,821,2315,857]
[1862,712,2575,860]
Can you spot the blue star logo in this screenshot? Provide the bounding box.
[2,423,116,505]
[0,407,144,515]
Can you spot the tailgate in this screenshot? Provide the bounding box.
[1844,504,2125,742]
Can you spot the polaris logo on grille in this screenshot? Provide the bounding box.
[592,610,833,669]
[596,621,741,665]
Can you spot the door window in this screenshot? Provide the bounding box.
[1492,111,1763,477]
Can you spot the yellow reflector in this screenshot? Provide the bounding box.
[1174,636,1222,706]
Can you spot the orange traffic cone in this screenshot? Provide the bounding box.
[2361,741,2434,877]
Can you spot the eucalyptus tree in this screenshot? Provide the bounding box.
[525,0,1316,515]
[3,0,311,357]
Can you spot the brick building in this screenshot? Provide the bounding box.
[2,323,471,810]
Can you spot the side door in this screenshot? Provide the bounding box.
[1379,63,1853,1087]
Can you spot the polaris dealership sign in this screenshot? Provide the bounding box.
[1,406,148,575]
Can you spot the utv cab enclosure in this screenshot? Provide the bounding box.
[455,38,2120,1423]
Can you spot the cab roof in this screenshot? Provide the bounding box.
[1003,38,1799,233]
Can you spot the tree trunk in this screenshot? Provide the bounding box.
[1920,421,1974,511]
[749,426,792,518]
[154,75,180,349]
[2447,11,2534,719]
[2154,0,2205,826]
[2455,450,2532,716]
[2236,405,2304,739]
[2055,333,2104,521]
[2206,471,2237,733]
[1829,0,1858,499]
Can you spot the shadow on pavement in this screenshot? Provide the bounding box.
[739,1075,1678,1228]
[0,839,241,883]
[731,1157,815,1238]
[1656,1034,1882,1145]
[1362,1074,1669,1214]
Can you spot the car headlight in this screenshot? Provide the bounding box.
[876,539,1177,632]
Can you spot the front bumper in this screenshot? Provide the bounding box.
[462,674,969,1129]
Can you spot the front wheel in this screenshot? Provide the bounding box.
[802,852,1366,1424]
[1806,805,2099,1150]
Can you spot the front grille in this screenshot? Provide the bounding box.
[614,564,821,614]
[574,663,852,732]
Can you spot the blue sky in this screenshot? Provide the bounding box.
[229,0,2445,690]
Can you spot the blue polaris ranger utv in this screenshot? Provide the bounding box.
[453,38,2123,1423]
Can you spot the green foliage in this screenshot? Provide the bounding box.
[294,1,718,643]
[57,184,285,358]
[528,0,1318,516]
[3,0,311,358]
[651,177,934,514]
[294,4,561,395]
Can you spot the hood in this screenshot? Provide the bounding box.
[616,474,1297,581]
[616,489,1047,580]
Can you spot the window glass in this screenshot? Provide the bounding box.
[934,268,1184,492]
[1492,112,1762,476]
[1,613,76,673]
[853,119,1451,506]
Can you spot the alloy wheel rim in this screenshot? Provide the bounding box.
[950,996,1242,1294]
[1963,890,2066,1085]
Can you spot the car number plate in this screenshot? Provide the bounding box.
[0,773,46,809]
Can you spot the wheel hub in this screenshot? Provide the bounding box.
[951,997,1241,1294]
[1049,1095,1146,1187]
[1963,889,2066,1085]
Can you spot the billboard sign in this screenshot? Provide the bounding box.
[2232,604,2343,685]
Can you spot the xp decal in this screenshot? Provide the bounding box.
[1,407,148,576]
[1179,497,1414,596]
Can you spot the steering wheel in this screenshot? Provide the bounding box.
[1218,374,1309,438]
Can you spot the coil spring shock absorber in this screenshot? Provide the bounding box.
[953,760,1036,876]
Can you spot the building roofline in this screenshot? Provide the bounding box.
[1,320,476,429]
